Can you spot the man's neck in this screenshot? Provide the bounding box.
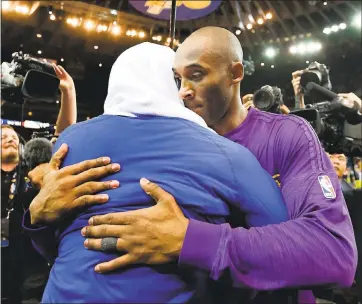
[213,95,248,136]
[1,162,18,172]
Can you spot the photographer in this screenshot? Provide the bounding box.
[291,67,361,112]
[1,125,49,304]
[243,90,290,114]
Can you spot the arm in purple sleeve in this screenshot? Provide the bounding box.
[22,209,57,262]
[179,118,357,289]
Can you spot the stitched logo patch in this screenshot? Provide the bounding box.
[318,175,336,199]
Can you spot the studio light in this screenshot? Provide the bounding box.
[323,27,331,34]
[94,45,99,50]
[2,1,11,11]
[289,46,297,54]
[265,12,272,19]
[257,18,264,25]
[50,14,56,21]
[84,20,96,31]
[339,23,347,30]
[353,13,361,28]
[111,25,121,35]
[246,23,253,30]
[331,25,339,32]
[261,62,265,66]
[235,29,241,35]
[265,47,277,58]
[139,31,145,38]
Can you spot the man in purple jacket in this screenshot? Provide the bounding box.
[25,27,356,303]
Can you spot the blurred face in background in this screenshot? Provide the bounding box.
[1,127,20,164]
[328,153,347,179]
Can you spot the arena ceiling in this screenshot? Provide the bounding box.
[2,0,361,57]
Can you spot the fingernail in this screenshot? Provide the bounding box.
[95,265,101,273]
[102,157,111,164]
[60,143,66,150]
[88,218,94,225]
[84,239,88,248]
[140,178,150,186]
[81,227,87,236]
[99,194,108,201]
[111,164,120,171]
[110,180,119,188]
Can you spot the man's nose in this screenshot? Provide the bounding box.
[179,87,194,101]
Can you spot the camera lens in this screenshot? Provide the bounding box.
[253,89,274,110]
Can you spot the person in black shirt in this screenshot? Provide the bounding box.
[1,125,49,304]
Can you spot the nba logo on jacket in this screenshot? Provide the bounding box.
[318,175,336,199]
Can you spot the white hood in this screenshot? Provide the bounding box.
[104,42,210,129]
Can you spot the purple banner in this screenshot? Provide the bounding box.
[129,0,222,21]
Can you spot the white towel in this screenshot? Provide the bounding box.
[103,42,210,130]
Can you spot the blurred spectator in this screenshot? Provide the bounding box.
[1,125,49,304]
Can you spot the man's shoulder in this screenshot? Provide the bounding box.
[257,111,316,142]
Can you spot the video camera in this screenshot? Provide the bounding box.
[300,61,332,92]
[1,52,60,103]
[292,82,362,156]
[253,85,284,114]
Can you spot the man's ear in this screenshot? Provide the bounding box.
[231,62,244,84]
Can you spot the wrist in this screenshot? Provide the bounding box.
[29,198,44,226]
[172,218,189,259]
[60,85,76,96]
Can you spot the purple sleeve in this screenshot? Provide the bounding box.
[179,119,357,289]
[22,209,57,262]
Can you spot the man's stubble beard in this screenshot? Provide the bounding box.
[1,151,19,166]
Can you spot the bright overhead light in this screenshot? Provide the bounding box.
[331,25,339,32]
[126,30,131,36]
[353,13,361,28]
[110,9,117,15]
[84,20,96,31]
[36,33,42,38]
[246,23,253,30]
[323,27,331,34]
[99,63,102,67]
[111,25,121,35]
[28,111,33,116]
[323,1,327,5]
[271,65,275,68]
[56,100,59,104]
[50,14,56,21]
[37,50,42,55]
[94,45,99,50]
[139,31,145,38]
[257,18,264,25]
[235,29,241,35]
[265,12,272,19]
[306,61,310,64]
[96,24,108,32]
[289,45,297,54]
[66,17,80,27]
[60,58,64,62]
[265,47,277,58]
[297,43,306,54]
[339,23,347,30]
[15,5,29,14]
[2,2,11,11]
[261,62,265,66]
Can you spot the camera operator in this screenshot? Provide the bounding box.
[291,67,362,113]
[1,125,49,304]
[243,91,291,114]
